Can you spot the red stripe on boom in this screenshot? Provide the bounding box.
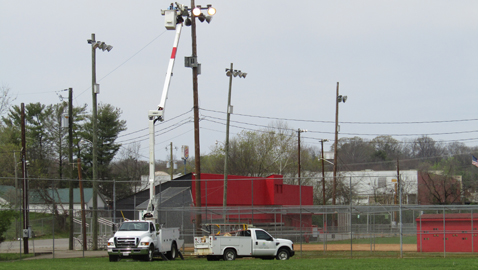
[171,47,177,59]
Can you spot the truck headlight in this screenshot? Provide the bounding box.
[139,242,150,247]
[107,242,115,247]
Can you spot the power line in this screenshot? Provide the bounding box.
[200,107,478,125]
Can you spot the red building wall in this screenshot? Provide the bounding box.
[416,213,478,252]
[190,173,313,227]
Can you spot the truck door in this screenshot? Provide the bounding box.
[252,230,276,256]
[150,223,158,248]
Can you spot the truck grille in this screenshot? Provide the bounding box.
[115,237,138,248]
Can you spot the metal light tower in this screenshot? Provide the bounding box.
[224,64,246,217]
[87,34,113,250]
[332,82,346,206]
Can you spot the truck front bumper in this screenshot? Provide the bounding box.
[290,250,295,257]
[108,247,149,257]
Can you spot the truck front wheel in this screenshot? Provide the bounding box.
[276,248,290,260]
[109,255,119,262]
[223,249,236,261]
[144,245,154,261]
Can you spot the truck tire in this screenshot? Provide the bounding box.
[166,242,177,260]
[109,255,119,262]
[276,248,290,260]
[143,245,154,261]
[223,249,236,261]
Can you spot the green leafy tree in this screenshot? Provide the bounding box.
[0,207,17,244]
[80,103,127,199]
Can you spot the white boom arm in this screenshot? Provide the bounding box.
[145,21,183,217]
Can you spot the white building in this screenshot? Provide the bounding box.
[323,170,419,205]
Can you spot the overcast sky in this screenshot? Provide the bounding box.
[1,0,477,163]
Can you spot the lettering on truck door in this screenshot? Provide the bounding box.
[253,230,276,256]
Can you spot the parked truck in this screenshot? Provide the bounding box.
[107,220,183,262]
[194,228,295,261]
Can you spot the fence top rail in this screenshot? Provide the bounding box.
[153,204,478,214]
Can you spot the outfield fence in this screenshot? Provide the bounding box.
[6,204,478,258]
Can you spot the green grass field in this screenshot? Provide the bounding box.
[1,254,478,270]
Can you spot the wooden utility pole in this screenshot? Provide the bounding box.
[321,139,327,205]
[170,142,174,180]
[77,158,87,251]
[191,0,202,233]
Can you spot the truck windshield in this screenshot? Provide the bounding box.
[118,222,149,231]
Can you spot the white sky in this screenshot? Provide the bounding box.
[1,0,477,162]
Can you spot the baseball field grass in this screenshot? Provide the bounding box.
[1,253,478,270]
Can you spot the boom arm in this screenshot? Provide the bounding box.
[145,20,183,217]
[157,23,183,121]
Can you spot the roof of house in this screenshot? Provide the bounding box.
[29,188,101,204]
[136,187,191,210]
[0,185,17,203]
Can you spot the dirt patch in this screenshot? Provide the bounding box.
[298,244,416,252]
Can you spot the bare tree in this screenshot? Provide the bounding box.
[0,85,15,116]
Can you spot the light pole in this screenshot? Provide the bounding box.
[319,139,329,205]
[297,128,307,256]
[224,64,246,218]
[87,34,113,250]
[332,82,347,207]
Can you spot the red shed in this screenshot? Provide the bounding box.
[191,173,313,227]
[416,213,478,252]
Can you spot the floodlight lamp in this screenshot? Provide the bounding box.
[233,70,239,77]
[192,7,201,16]
[241,73,247,78]
[185,17,192,26]
[343,96,348,103]
[225,69,232,76]
[106,45,113,52]
[177,15,184,24]
[198,13,206,22]
[205,15,213,23]
[207,6,216,16]
[337,95,343,102]
[87,39,94,44]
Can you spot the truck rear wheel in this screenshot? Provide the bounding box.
[276,248,290,260]
[166,242,177,260]
[223,249,236,261]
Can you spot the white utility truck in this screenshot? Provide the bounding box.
[107,220,183,262]
[194,228,295,261]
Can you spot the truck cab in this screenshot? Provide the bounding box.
[107,220,182,262]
